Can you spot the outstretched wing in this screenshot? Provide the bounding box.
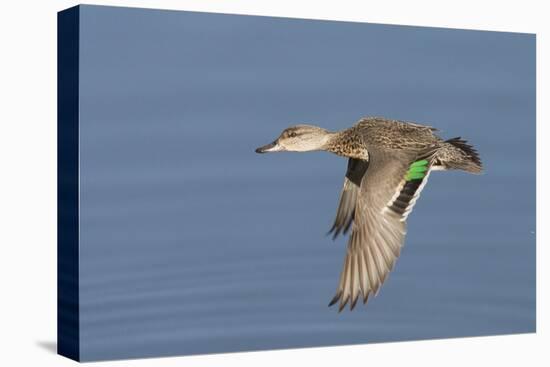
[329,150,436,312]
[328,158,369,239]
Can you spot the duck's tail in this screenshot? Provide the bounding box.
[436,137,483,174]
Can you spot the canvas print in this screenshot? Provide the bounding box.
[57,4,536,362]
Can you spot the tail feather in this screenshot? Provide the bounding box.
[439,137,483,174]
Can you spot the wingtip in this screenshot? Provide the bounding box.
[338,303,346,313]
[331,294,369,311]
[327,225,341,240]
[350,296,359,311]
[328,219,355,240]
[363,292,370,305]
[328,293,340,307]
[343,221,353,235]
[338,296,350,312]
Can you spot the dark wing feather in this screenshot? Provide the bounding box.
[328,158,369,239]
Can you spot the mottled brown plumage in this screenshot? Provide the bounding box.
[256,116,482,311]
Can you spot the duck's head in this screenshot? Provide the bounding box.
[255,124,331,153]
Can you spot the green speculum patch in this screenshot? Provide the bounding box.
[405,159,429,181]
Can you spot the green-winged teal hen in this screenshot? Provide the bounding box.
[255,116,482,312]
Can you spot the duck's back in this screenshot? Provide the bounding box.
[353,117,441,152]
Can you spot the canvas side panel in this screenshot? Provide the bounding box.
[57,5,80,362]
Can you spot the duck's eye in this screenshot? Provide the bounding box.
[288,131,297,138]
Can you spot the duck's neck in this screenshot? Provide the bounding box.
[323,130,369,160]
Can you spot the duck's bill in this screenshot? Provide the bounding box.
[255,141,284,153]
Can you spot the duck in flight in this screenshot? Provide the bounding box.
[255,117,482,312]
